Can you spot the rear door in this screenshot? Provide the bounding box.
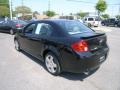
[26,22,53,59]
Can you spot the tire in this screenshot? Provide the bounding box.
[14,39,21,51]
[45,52,61,76]
[10,29,14,35]
[115,24,117,27]
[88,23,92,27]
[102,23,105,26]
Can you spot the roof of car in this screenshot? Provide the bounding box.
[33,19,75,23]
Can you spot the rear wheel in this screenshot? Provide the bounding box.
[88,23,92,27]
[10,29,14,35]
[14,39,20,51]
[45,52,61,75]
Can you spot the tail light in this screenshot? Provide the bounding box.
[71,40,89,52]
[16,24,21,28]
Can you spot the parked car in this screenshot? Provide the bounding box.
[101,18,118,26]
[14,20,109,75]
[101,20,107,26]
[0,19,27,35]
[84,17,100,27]
[116,20,120,27]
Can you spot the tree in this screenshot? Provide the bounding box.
[0,0,9,7]
[0,0,9,3]
[0,0,9,17]
[69,13,73,16]
[0,6,9,17]
[77,12,89,19]
[15,6,32,19]
[96,0,107,12]
[102,14,109,19]
[12,11,17,17]
[116,15,120,20]
[95,0,107,25]
[33,11,40,17]
[95,0,107,17]
[44,10,56,17]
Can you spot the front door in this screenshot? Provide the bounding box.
[19,23,37,53]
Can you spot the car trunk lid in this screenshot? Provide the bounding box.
[72,32,107,52]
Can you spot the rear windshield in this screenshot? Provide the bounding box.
[88,18,94,21]
[12,20,27,25]
[57,21,94,35]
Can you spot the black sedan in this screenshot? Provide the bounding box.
[101,18,118,26]
[0,19,27,35]
[14,20,109,75]
[117,20,120,27]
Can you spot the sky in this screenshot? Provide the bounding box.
[12,0,120,17]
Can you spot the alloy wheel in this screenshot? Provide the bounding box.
[45,53,61,75]
[45,55,57,73]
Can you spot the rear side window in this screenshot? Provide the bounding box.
[12,20,27,25]
[88,18,94,21]
[57,21,94,35]
[35,23,53,36]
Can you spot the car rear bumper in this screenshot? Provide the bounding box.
[60,47,109,73]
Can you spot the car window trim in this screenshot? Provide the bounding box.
[34,22,53,37]
[24,23,37,35]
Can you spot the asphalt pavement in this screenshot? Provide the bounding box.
[0,26,120,90]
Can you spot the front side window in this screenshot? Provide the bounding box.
[110,19,115,22]
[84,18,87,21]
[35,23,53,36]
[24,24,36,34]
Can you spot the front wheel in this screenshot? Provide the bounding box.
[45,52,61,75]
[88,23,92,27]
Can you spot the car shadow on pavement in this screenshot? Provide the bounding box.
[21,50,45,68]
[21,50,99,81]
[0,32,11,35]
[59,68,99,81]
